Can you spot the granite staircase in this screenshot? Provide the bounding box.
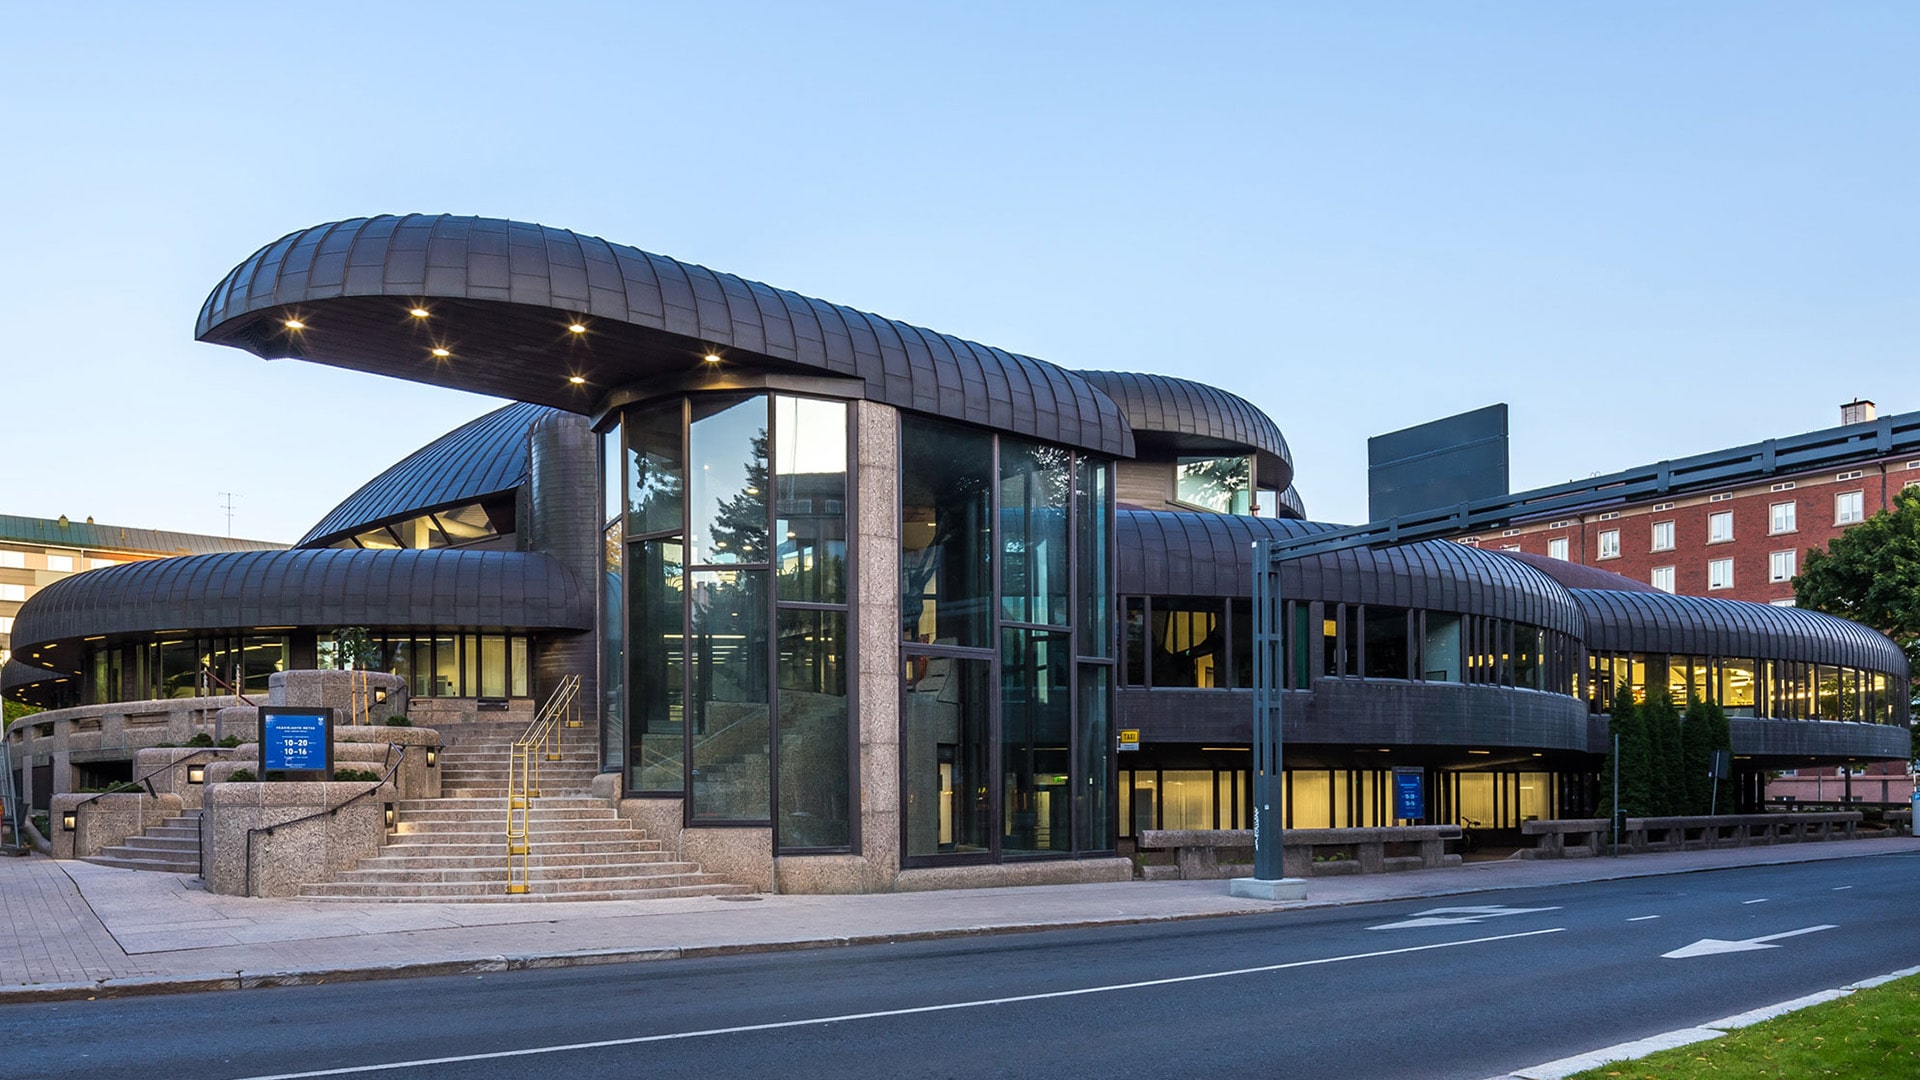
[83,810,203,873]
[300,719,748,902]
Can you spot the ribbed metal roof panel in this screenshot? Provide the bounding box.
[1076,370,1293,491]
[297,402,549,547]
[1115,510,1584,635]
[1573,589,1909,674]
[197,215,1133,458]
[7,548,590,653]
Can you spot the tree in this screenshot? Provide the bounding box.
[1643,691,1683,816]
[1679,695,1734,815]
[1598,689,1653,819]
[1798,487,1920,674]
[3,700,41,730]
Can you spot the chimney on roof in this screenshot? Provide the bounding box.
[86,516,94,525]
[1841,399,1876,425]
[58,514,69,527]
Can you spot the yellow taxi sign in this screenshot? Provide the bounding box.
[1118,729,1140,751]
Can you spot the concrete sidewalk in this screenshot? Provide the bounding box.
[4,836,1916,1003]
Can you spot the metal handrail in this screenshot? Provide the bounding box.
[72,746,227,811]
[198,665,256,708]
[244,743,406,898]
[505,675,581,896]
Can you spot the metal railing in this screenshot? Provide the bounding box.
[243,744,407,897]
[505,675,582,896]
[1,739,30,856]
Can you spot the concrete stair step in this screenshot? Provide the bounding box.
[118,835,201,853]
[376,839,664,857]
[85,852,197,872]
[328,860,708,885]
[362,850,675,870]
[297,882,749,903]
[397,797,609,811]
[297,874,741,900]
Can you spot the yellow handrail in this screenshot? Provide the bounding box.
[505,674,582,896]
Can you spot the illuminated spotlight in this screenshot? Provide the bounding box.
[431,347,451,358]
[283,318,306,330]
[568,322,587,334]
[409,307,430,318]
[568,375,586,385]
[703,352,721,364]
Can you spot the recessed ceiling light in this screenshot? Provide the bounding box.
[431,347,451,358]
[283,318,305,330]
[568,323,587,334]
[409,307,430,318]
[568,376,586,385]
[703,352,721,363]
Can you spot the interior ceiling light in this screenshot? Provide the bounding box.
[431,347,451,358]
[283,318,306,330]
[568,375,586,385]
[568,322,587,334]
[409,307,430,318]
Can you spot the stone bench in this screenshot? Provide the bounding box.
[1136,825,1462,880]
[1522,812,1862,858]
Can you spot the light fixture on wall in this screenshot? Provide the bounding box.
[62,811,76,832]
[384,803,396,831]
[374,687,388,705]
[425,747,438,768]
[187,764,206,785]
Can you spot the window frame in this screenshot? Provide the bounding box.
[1707,557,1734,591]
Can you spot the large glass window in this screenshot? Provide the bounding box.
[1150,598,1224,688]
[689,569,769,821]
[1174,456,1251,515]
[1076,457,1111,656]
[1363,606,1408,680]
[629,540,685,792]
[776,608,847,848]
[904,653,991,857]
[688,397,769,566]
[999,440,1071,628]
[774,397,848,604]
[1001,628,1072,855]
[901,420,993,647]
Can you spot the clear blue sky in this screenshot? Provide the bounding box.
[2,2,1912,542]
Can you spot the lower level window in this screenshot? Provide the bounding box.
[1707,558,1733,590]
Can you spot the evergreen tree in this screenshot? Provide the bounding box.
[1643,691,1683,816]
[1699,699,1736,814]
[1679,695,1716,815]
[1598,689,1653,818]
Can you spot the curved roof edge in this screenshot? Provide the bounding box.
[299,401,550,547]
[1573,589,1909,675]
[8,549,591,660]
[196,215,1135,459]
[1075,370,1293,491]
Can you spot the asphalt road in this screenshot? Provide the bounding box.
[11,852,1919,1080]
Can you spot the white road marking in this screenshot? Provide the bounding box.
[1367,905,1562,930]
[220,928,1567,1079]
[1832,885,1853,891]
[1741,898,1769,904]
[1628,915,1660,922]
[1662,923,1837,959]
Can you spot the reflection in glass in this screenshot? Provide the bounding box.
[774,396,847,603]
[1000,440,1071,627]
[901,418,992,646]
[1075,458,1110,655]
[1150,598,1224,688]
[603,427,622,528]
[626,400,685,537]
[1175,456,1251,515]
[1002,628,1072,855]
[1123,598,1147,686]
[777,609,848,848]
[1075,665,1112,852]
[629,540,684,792]
[689,397,768,566]
[689,568,769,821]
[1364,606,1409,680]
[905,653,992,856]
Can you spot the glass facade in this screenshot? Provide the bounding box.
[318,631,530,699]
[1174,456,1252,515]
[901,417,1115,865]
[603,393,853,851]
[1584,651,1908,725]
[83,635,290,703]
[1118,764,1561,835]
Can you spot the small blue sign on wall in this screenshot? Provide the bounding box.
[261,707,333,775]
[1393,767,1425,822]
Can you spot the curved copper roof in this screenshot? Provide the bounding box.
[1075,370,1293,490]
[1494,550,1661,593]
[299,401,548,548]
[1573,589,1910,675]
[1117,511,1585,635]
[196,215,1134,458]
[7,548,590,663]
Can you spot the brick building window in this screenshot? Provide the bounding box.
[1597,530,1620,559]
[1769,501,1796,534]
[1835,490,1864,525]
[1708,558,1734,590]
[1769,550,1796,583]
[1708,511,1733,543]
[1547,537,1569,561]
[1651,520,1674,551]
[1652,566,1675,593]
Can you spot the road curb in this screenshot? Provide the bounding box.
[1484,964,1920,1080]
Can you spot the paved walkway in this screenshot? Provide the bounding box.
[4,836,1916,1002]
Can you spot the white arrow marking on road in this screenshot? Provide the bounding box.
[1368,904,1561,930]
[1662,924,1837,959]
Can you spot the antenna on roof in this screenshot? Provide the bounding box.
[218,492,240,537]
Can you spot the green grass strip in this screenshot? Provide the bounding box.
[1566,974,1920,1079]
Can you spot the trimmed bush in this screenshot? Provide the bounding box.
[229,768,257,782]
[383,715,411,727]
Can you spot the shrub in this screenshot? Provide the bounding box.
[228,768,257,782]
[185,733,215,748]
[333,768,382,782]
[217,735,242,748]
[383,715,412,727]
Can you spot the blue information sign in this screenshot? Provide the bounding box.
[1393,767,1425,822]
[261,708,333,774]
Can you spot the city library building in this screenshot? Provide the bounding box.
[4,215,1910,892]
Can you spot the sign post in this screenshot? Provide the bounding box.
[1708,749,1732,817]
[1230,539,1307,901]
[1393,767,1425,823]
[259,707,335,778]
